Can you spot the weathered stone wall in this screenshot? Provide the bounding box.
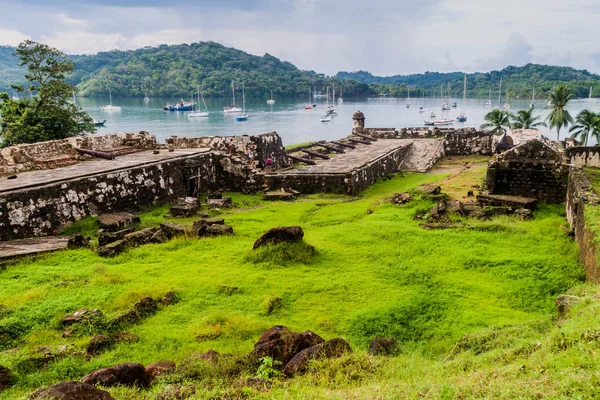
[566,167,600,282]
[164,132,289,169]
[264,142,411,195]
[0,152,217,240]
[566,147,600,168]
[444,130,495,156]
[486,140,569,204]
[0,132,158,175]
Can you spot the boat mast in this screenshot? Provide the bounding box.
[498,77,502,108]
[463,74,466,108]
[590,86,593,99]
[109,88,113,106]
[231,81,236,107]
[241,84,245,113]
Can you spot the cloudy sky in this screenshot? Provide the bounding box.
[0,0,599,76]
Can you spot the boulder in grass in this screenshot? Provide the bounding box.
[86,334,114,355]
[249,326,324,367]
[145,360,176,379]
[253,226,304,249]
[160,223,191,239]
[30,381,114,400]
[97,239,127,258]
[81,362,150,388]
[67,234,91,249]
[123,227,157,247]
[367,337,398,356]
[282,338,352,376]
[206,225,233,236]
[60,309,103,327]
[98,227,135,247]
[97,213,140,232]
[0,366,12,389]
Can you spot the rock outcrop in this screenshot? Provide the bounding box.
[30,381,114,400]
[253,226,304,249]
[81,362,150,388]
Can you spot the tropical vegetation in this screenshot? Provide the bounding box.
[3,42,600,99]
[0,41,94,146]
[480,108,512,135]
[510,107,547,130]
[570,109,600,146]
[547,85,574,141]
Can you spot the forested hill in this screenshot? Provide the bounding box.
[0,46,26,94]
[0,42,374,98]
[3,41,600,99]
[337,64,600,99]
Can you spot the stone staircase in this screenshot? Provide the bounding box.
[401,139,444,172]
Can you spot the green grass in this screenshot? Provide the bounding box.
[0,166,587,399]
[284,141,317,151]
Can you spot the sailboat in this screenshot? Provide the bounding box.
[100,88,121,111]
[337,83,343,103]
[486,87,492,106]
[224,81,242,114]
[418,89,427,112]
[589,86,593,101]
[441,83,450,110]
[267,90,275,105]
[328,85,337,115]
[305,88,313,109]
[236,84,248,121]
[189,85,209,118]
[530,87,536,109]
[456,75,467,122]
[74,91,106,127]
[502,91,510,111]
[405,87,411,108]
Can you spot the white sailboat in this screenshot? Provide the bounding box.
[419,90,427,112]
[456,74,467,122]
[406,87,411,108]
[224,81,242,113]
[100,88,121,111]
[486,87,492,106]
[305,88,313,109]
[267,90,275,105]
[590,86,593,101]
[530,87,536,109]
[236,84,248,121]
[189,85,209,118]
[337,83,343,103]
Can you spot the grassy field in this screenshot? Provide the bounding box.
[0,157,590,399]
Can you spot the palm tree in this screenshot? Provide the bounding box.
[480,109,512,135]
[547,85,574,141]
[511,108,547,130]
[569,109,600,146]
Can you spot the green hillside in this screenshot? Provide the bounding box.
[337,64,600,99]
[0,46,25,94]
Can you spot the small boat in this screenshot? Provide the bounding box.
[189,85,209,118]
[338,84,343,103]
[451,102,458,108]
[406,87,411,108]
[100,88,121,111]
[434,119,454,126]
[424,120,435,126]
[305,88,313,110]
[164,99,196,111]
[92,119,107,127]
[456,114,467,123]
[442,103,451,111]
[305,105,313,110]
[486,87,492,106]
[418,106,427,113]
[320,115,332,122]
[429,110,437,119]
[224,81,242,114]
[235,84,248,121]
[502,92,510,110]
[267,90,275,105]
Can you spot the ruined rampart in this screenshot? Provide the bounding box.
[566,147,600,168]
[566,167,600,282]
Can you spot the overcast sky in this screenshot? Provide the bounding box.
[1,0,599,76]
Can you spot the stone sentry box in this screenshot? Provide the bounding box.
[486,139,569,204]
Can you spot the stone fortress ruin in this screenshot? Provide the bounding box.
[0,112,599,282]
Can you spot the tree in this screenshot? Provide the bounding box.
[511,108,547,130]
[480,109,512,135]
[0,40,93,146]
[547,85,573,141]
[569,109,600,146]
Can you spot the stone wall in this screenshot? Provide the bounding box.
[0,152,216,240]
[444,130,495,156]
[486,139,569,204]
[566,147,600,168]
[0,132,158,175]
[566,167,600,282]
[164,132,289,169]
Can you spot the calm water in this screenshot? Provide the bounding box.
[78,96,600,146]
